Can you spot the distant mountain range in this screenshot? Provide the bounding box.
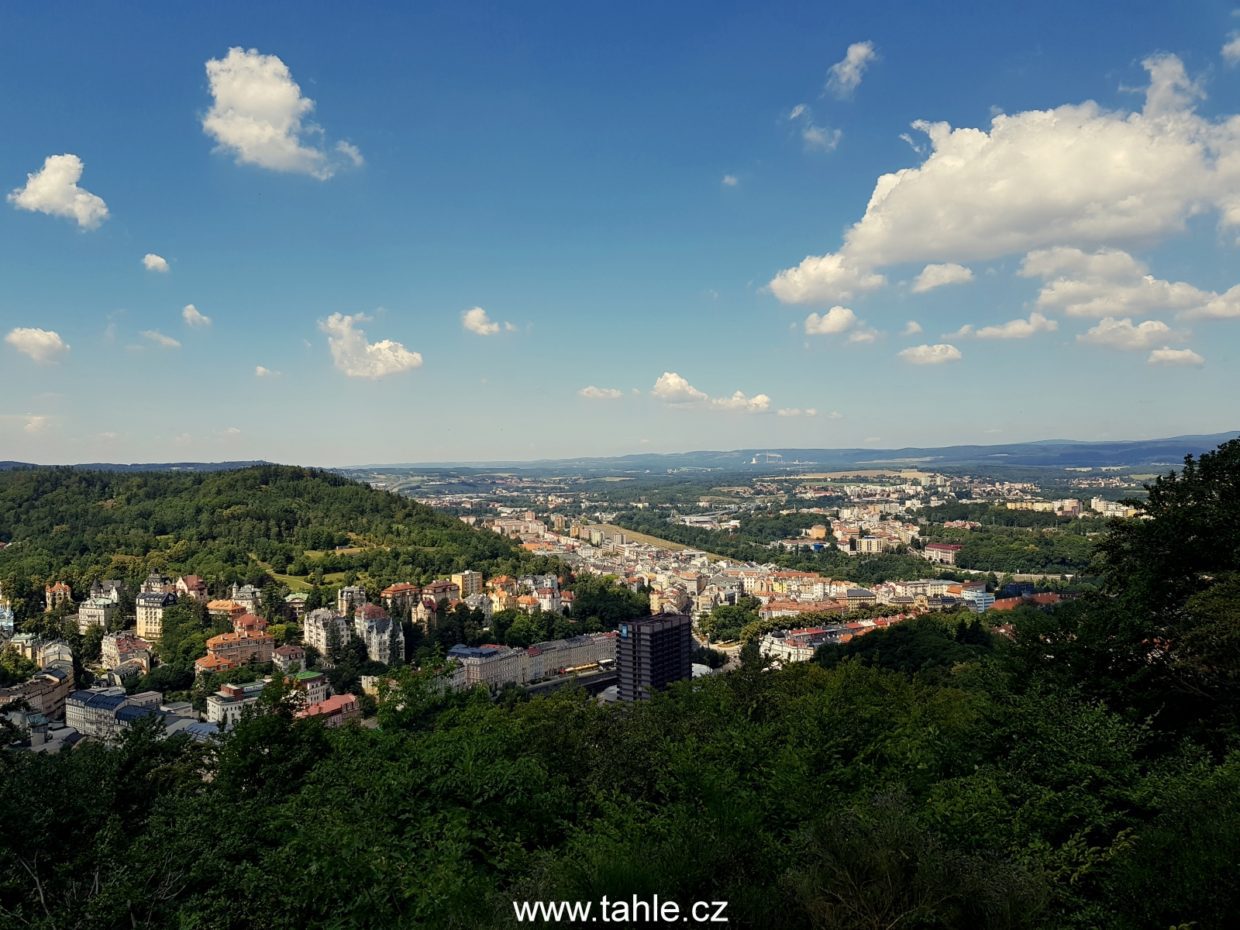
[4,431,1237,475]
[350,431,1240,474]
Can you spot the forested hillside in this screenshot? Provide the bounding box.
[1,441,1239,928]
[0,465,556,618]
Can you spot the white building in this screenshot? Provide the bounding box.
[303,608,351,654]
[337,585,366,616]
[205,680,268,729]
[355,616,404,665]
[76,597,118,634]
[136,591,176,641]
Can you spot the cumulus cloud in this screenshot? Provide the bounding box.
[911,262,974,293]
[461,306,513,336]
[1020,247,1216,317]
[847,326,880,344]
[771,253,885,303]
[143,253,170,273]
[826,41,877,99]
[973,311,1058,339]
[182,304,212,328]
[1225,34,1240,66]
[320,312,422,379]
[712,390,772,412]
[770,54,1240,303]
[804,306,858,335]
[143,330,181,349]
[255,365,281,378]
[7,154,109,229]
[578,385,623,399]
[777,407,818,417]
[23,415,50,434]
[902,321,923,335]
[651,372,770,413]
[651,371,709,404]
[1077,316,1177,350]
[5,327,70,363]
[722,174,739,187]
[1148,346,1204,366]
[898,343,962,365]
[202,47,360,179]
[1195,286,1240,319]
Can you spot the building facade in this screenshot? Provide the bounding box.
[616,612,692,702]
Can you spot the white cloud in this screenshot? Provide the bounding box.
[973,311,1058,339]
[770,54,1240,303]
[1225,34,1240,66]
[461,306,513,336]
[202,47,360,180]
[804,306,857,335]
[802,124,842,152]
[1020,247,1215,317]
[23,415,49,434]
[722,174,739,187]
[771,253,885,303]
[143,253,170,273]
[255,365,282,378]
[1077,316,1177,350]
[787,104,842,154]
[182,304,212,328]
[5,327,70,363]
[578,385,623,400]
[335,140,364,167]
[651,371,709,404]
[826,41,877,99]
[712,390,771,413]
[898,343,962,365]
[777,407,818,417]
[320,312,422,379]
[142,330,181,349]
[1196,285,1240,319]
[911,262,974,293]
[847,325,880,343]
[902,320,923,335]
[1148,346,1204,366]
[651,372,770,413]
[8,154,108,229]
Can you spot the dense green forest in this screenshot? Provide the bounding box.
[3,442,1240,928]
[0,466,558,620]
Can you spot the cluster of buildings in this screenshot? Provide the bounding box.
[302,595,403,666]
[194,612,276,674]
[759,614,913,664]
[203,671,357,728]
[446,630,616,691]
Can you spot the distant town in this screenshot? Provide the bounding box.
[1,461,1143,751]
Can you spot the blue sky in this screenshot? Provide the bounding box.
[2,1,1239,465]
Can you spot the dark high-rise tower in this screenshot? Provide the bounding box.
[616,612,692,701]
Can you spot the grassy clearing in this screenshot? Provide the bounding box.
[594,524,726,560]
